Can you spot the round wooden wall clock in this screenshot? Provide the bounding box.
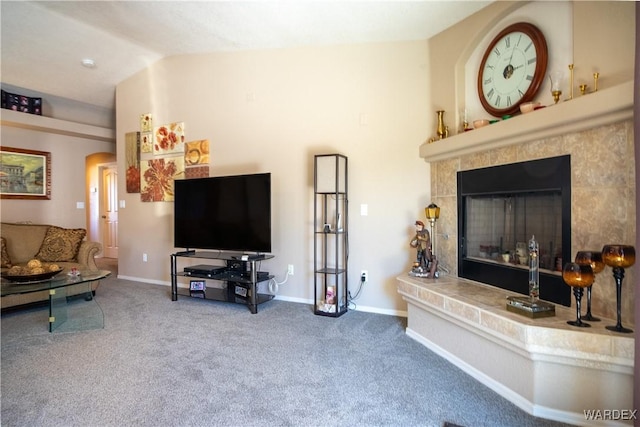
[477,22,548,117]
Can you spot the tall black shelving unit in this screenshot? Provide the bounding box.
[313,154,348,317]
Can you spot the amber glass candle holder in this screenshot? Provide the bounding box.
[602,245,635,333]
[562,262,594,327]
[575,251,605,321]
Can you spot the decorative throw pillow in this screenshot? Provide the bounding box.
[1,237,11,268]
[35,226,86,262]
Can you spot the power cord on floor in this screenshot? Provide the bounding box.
[268,270,290,294]
[347,272,366,309]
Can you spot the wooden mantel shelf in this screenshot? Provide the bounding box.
[420,80,634,162]
[0,108,115,143]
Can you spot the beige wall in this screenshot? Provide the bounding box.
[428,1,520,123]
[116,41,432,314]
[573,1,636,85]
[0,125,114,229]
[429,1,635,130]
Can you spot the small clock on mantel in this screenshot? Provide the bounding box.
[477,22,548,117]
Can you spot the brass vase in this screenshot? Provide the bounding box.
[436,110,448,139]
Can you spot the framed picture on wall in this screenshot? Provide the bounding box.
[0,147,51,200]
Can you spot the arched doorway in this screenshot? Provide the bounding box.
[86,152,116,258]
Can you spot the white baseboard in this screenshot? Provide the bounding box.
[406,327,632,427]
[116,276,406,317]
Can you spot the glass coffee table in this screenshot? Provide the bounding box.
[1,270,111,332]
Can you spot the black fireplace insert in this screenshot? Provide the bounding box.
[457,155,571,306]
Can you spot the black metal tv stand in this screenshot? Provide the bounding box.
[170,251,274,314]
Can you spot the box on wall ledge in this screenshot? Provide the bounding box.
[1,90,42,115]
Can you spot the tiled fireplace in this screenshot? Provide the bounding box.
[427,82,635,324]
[397,81,635,425]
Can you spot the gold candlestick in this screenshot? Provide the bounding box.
[579,84,588,95]
[568,64,574,100]
[593,72,599,92]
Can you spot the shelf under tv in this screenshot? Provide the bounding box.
[170,251,275,314]
[175,287,275,307]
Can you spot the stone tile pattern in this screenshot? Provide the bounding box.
[397,274,634,364]
[430,120,635,325]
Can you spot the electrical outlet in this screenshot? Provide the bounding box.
[288,264,294,275]
[143,253,148,262]
[361,270,368,282]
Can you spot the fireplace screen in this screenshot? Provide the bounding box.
[464,192,562,272]
[457,155,571,306]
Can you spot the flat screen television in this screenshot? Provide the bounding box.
[174,173,271,253]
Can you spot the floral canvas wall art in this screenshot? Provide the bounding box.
[153,122,185,155]
[125,131,140,193]
[141,132,153,153]
[140,113,153,132]
[185,139,210,166]
[140,155,184,202]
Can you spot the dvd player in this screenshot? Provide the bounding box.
[184,265,227,278]
[226,271,270,281]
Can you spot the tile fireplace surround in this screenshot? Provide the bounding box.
[398,81,635,426]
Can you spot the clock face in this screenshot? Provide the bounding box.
[478,23,548,117]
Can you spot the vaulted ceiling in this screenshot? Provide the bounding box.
[1,1,491,111]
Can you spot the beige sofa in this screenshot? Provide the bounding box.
[1,222,103,309]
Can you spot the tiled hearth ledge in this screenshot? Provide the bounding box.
[419,80,633,162]
[397,275,634,427]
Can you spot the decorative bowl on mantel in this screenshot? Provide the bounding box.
[473,119,490,129]
[520,102,541,114]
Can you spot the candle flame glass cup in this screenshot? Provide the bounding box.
[602,245,635,268]
[601,245,635,333]
[549,71,564,92]
[575,251,605,321]
[562,262,594,327]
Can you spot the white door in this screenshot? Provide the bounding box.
[101,165,118,258]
